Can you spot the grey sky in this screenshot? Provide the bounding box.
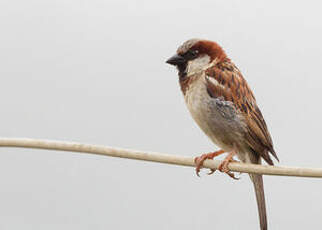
[0,0,321,229]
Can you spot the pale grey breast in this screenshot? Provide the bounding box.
[184,74,247,152]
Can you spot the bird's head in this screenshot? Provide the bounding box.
[166,39,228,78]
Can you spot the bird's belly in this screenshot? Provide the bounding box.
[184,77,246,152]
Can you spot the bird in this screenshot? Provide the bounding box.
[166,39,278,230]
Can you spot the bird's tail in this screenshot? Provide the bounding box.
[249,173,267,230]
[246,150,268,230]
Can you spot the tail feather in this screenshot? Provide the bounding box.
[246,151,268,230]
[250,173,267,230]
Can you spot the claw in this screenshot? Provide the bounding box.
[226,171,240,180]
[218,151,239,180]
[194,156,202,177]
[207,168,216,175]
[194,150,225,177]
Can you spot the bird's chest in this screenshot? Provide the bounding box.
[184,77,213,126]
[183,75,245,150]
[184,76,222,138]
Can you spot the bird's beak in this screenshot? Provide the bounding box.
[166,54,186,66]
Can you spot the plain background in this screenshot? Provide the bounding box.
[0,0,322,229]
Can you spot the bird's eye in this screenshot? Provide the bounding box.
[184,50,198,60]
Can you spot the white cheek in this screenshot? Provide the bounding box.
[186,55,211,76]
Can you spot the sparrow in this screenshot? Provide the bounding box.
[166,39,278,230]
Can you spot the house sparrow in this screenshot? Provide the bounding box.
[166,39,278,230]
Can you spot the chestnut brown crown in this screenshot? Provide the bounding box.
[166,39,228,67]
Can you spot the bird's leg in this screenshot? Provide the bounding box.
[218,148,239,180]
[194,150,225,176]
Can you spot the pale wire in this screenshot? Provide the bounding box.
[0,138,321,178]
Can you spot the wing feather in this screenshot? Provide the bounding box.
[205,61,278,165]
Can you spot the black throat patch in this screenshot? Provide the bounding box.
[177,63,187,80]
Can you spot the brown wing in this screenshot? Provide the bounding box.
[205,60,278,165]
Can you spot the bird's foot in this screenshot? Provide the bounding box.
[218,150,240,180]
[194,150,225,177]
